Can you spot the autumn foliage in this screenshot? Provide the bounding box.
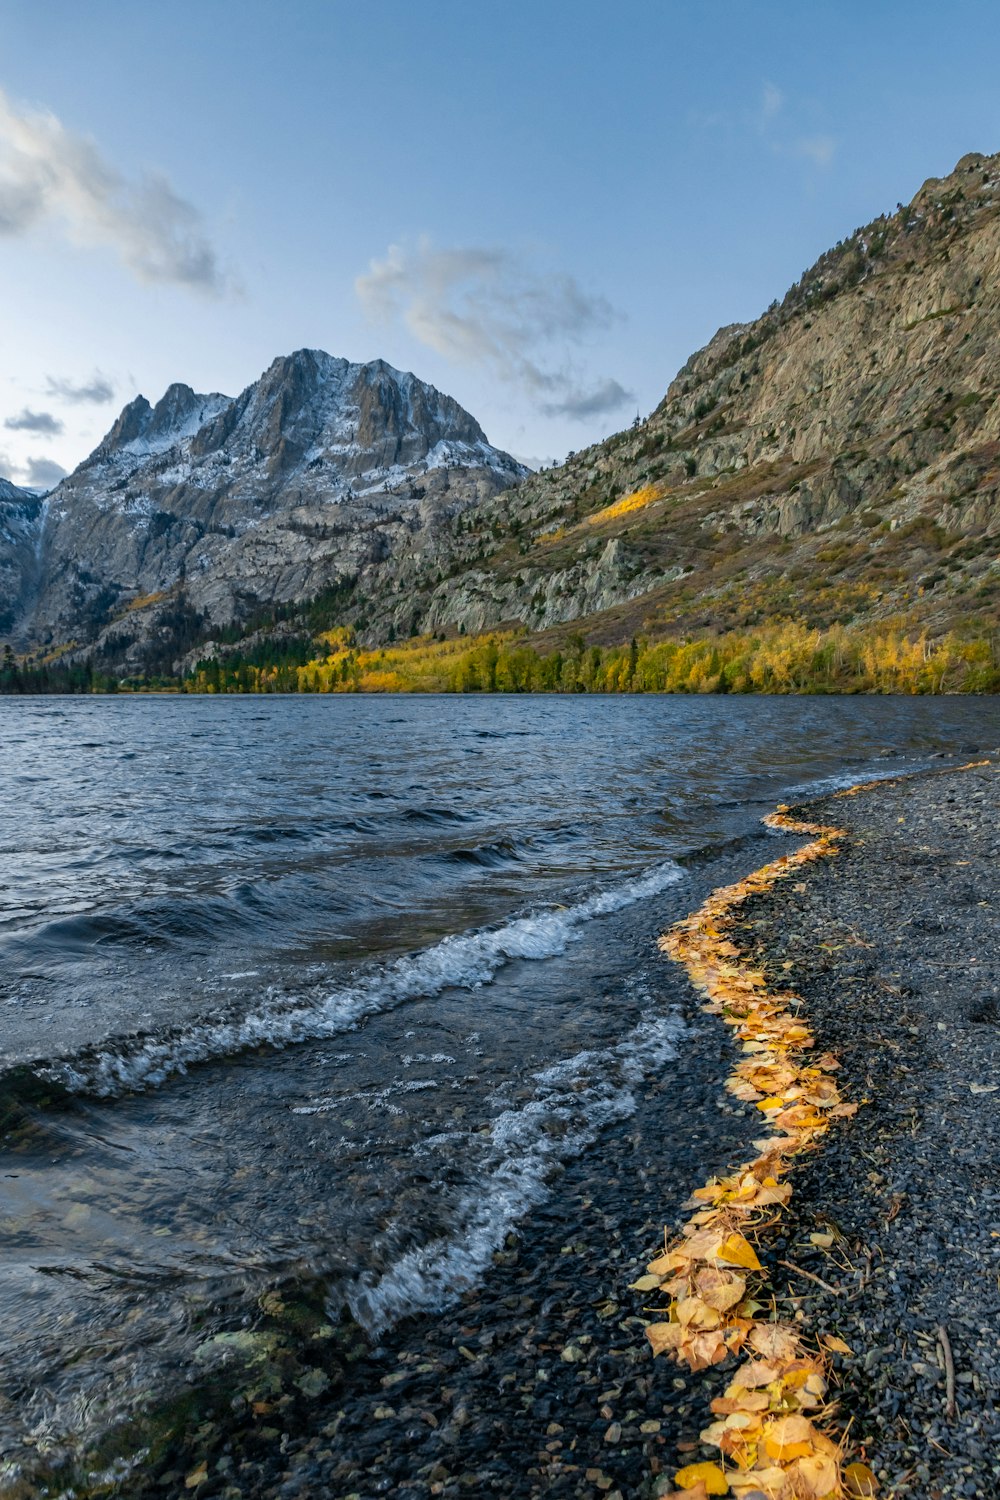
[183,621,1000,696]
[644,806,872,1500]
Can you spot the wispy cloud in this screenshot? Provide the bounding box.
[356,238,633,422]
[790,135,836,168]
[758,82,836,169]
[45,371,115,404]
[4,406,63,435]
[0,86,229,294]
[761,82,784,121]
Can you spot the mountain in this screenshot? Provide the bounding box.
[0,478,46,636]
[353,148,1000,648]
[12,351,526,669]
[7,149,1000,682]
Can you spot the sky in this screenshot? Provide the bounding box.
[0,0,998,486]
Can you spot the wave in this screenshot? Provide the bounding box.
[402,806,478,826]
[32,859,683,1100]
[438,837,524,868]
[780,764,914,802]
[346,1009,685,1335]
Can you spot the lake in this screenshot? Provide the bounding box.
[0,694,997,1470]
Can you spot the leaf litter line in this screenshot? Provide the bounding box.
[634,765,993,1500]
[642,801,857,1499]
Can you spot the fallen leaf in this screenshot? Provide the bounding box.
[711,1389,769,1416]
[646,1322,682,1357]
[844,1460,880,1496]
[673,1460,728,1494]
[725,1466,788,1499]
[809,1232,834,1248]
[184,1466,208,1491]
[717,1234,762,1272]
[748,1323,801,1361]
[762,1411,817,1461]
[791,1450,841,1497]
[822,1333,853,1355]
[677,1296,723,1330]
[696,1267,747,1311]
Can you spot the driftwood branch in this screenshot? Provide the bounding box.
[937,1323,957,1420]
[778,1258,842,1297]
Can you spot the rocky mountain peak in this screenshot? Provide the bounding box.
[8,347,526,661]
[95,384,231,462]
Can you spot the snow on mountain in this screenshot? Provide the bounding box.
[16,349,527,661]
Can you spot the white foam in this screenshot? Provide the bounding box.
[346,1009,684,1335]
[42,860,683,1098]
[781,765,906,801]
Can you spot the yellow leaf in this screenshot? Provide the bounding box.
[729,1357,780,1389]
[696,1267,747,1312]
[184,1466,208,1491]
[712,1390,769,1416]
[809,1231,834,1248]
[649,1248,689,1275]
[630,1273,663,1291]
[790,1451,841,1497]
[844,1461,879,1496]
[717,1233,762,1271]
[646,1322,681,1357]
[726,1467,787,1499]
[673,1460,729,1494]
[747,1323,801,1361]
[822,1333,853,1355]
[762,1412,817,1461]
[677,1295,723,1329]
[684,1328,730,1371]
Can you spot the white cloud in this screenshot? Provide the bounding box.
[45,371,116,404]
[356,238,633,421]
[0,86,228,294]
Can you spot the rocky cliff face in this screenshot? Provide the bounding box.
[15,351,525,666]
[357,149,1000,646]
[0,479,45,636]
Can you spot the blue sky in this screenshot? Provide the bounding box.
[0,0,997,484]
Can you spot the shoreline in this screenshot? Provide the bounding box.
[7,761,999,1499]
[728,761,1000,1498]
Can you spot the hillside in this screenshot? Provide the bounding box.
[355,149,1000,652]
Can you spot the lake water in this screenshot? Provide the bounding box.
[1,694,997,1470]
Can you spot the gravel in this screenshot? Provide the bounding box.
[738,761,1000,1500]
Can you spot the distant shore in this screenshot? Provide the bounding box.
[4,618,1000,696]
